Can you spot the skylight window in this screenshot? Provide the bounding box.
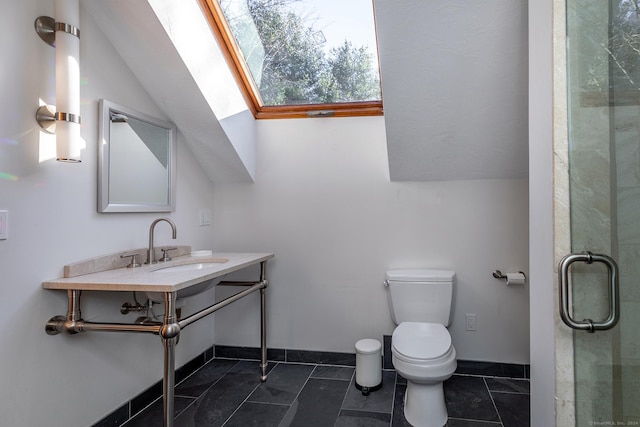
[198,0,383,118]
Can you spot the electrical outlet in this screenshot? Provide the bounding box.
[465,313,477,331]
[199,209,211,226]
[0,210,7,240]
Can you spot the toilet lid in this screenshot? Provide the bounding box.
[392,322,452,361]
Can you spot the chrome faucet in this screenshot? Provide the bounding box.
[146,218,177,264]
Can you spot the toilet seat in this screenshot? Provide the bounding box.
[392,322,452,362]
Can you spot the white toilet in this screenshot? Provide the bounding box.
[386,269,457,427]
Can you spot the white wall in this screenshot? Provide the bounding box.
[212,117,530,364]
[0,2,218,426]
[528,0,558,425]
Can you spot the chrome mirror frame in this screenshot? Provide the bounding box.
[98,99,177,213]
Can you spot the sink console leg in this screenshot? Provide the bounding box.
[161,291,180,427]
[45,289,84,335]
[260,261,268,382]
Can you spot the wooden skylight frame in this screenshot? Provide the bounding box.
[197,0,384,119]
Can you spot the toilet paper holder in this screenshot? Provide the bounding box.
[492,270,526,284]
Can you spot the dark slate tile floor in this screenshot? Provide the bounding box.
[121,359,529,427]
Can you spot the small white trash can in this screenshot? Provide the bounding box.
[355,338,382,395]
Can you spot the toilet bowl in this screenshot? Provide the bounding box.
[385,269,457,427]
[392,322,456,427]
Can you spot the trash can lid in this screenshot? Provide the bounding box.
[355,338,382,354]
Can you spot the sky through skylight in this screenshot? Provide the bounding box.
[290,0,378,56]
[215,0,382,112]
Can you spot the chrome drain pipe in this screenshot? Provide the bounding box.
[120,301,148,314]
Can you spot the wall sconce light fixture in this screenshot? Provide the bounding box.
[35,0,82,163]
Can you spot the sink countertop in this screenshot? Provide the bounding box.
[43,252,274,293]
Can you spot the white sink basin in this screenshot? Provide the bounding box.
[140,262,226,303]
[154,262,221,273]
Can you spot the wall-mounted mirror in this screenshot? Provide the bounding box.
[98,99,177,213]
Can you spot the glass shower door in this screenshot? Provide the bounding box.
[564,0,640,424]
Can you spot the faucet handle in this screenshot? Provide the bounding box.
[159,247,177,263]
[120,252,141,268]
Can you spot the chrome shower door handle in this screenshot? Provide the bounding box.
[558,252,620,333]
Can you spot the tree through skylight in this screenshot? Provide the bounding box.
[218,0,381,107]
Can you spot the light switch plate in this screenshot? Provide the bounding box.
[199,209,211,226]
[0,210,7,240]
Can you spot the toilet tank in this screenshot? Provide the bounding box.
[386,269,455,326]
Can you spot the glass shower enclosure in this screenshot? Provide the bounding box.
[564,0,640,424]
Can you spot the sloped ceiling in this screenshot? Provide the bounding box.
[84,0,256,184]
[86,0,528,183]
[374,0,529,181]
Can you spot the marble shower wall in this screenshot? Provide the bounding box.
[563,0,640,421]
[563,0,615,424]
[614,105,640,421]
[568,102,616,426]
[554,0,640,424]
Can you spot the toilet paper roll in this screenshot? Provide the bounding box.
[505,272,526,286]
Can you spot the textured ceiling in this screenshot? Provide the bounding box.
[374,0,529,181]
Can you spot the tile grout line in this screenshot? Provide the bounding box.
[453,372,531,381]
[389,372,398,427]
[483,377,505,427]
[124,356,236,426]
[220,361,285,427]
[280,362,317,424]
[488,390,531,396]
[482,375,530,396]
[448,417,503,425]
[175,359,242,421]
[334,369,357,426]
